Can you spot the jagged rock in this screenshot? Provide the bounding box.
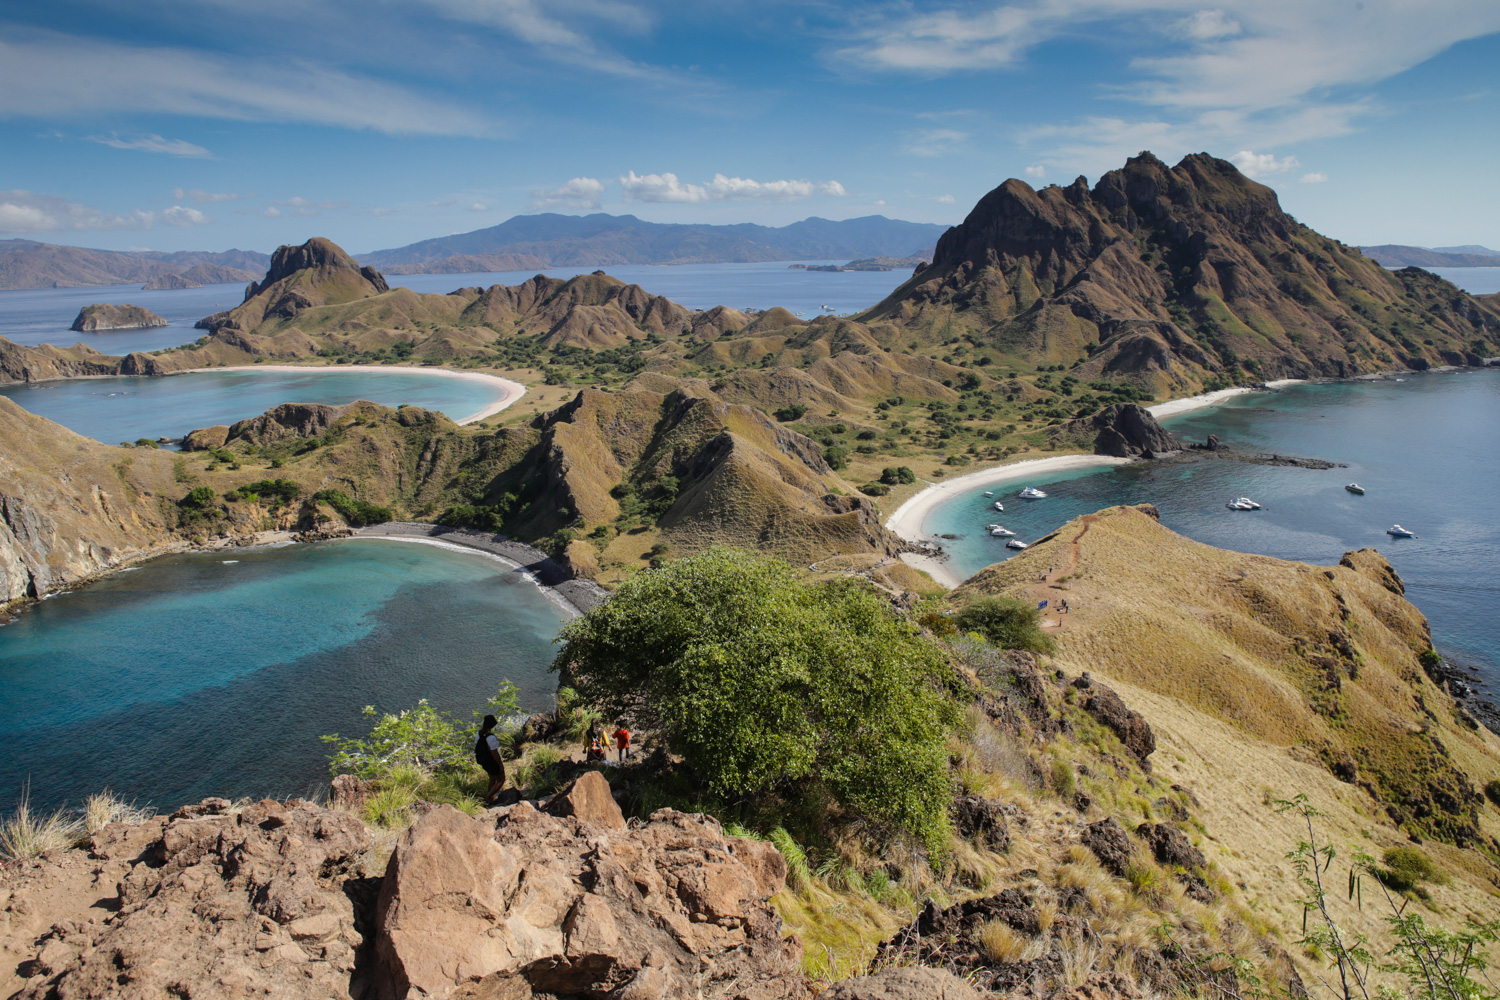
[1073,676,1156,770]
[822,967,982,1000]
[1088,403,1180,458]
[69,303,168,332]
[518,710,559,744]
[329,773,372,812]
[951,795,1010,851]
[14,799,371,1000]
[1081,818,1134,877]
[373,803,803,1000]
[1136,822,1205,869]
[142,272,202,290]
[544,771,626,830]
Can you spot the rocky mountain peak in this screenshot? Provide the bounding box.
[245,237,388,301]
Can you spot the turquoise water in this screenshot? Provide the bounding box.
[0,539,568,814]
[918,371,1500,673]
[0,368,507,444]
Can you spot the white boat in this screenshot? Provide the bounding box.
[993,501,1005,511]
[983,491,994,496]
[1387,525,1417,538]
[1235,497,1262,509]
[989,525,1016,537]
[1226,499,1254,510]
[1345,483,1365,494]
[1018,487,1047,499]
[1006,539,1028,549]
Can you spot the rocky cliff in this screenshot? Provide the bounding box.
[865,153,1500,394]
[69,303,168,332]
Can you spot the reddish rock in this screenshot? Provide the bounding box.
[822,966,983,999]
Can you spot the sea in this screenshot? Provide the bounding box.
[916,371,1500,683]
[1,262,1497,815]
[0,539,568,814]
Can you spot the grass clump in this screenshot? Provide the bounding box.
[84,791,150,834]
[0,789,82,861]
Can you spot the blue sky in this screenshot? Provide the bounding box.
[1,0,1497,254]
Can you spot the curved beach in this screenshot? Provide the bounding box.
[175,364,527,424]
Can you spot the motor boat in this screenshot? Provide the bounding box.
[1387,525,1417,538]
[988,525,1016,537]
[993,501,1005,511]
[1006,539,1028,549]
[1234,497,1262,509]
[1345,483,1365,494]
[1018,486,1047,499]
[1226,499,1255,510]
[983,491,994,496]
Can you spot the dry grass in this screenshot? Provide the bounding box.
[0,790,82,862]
[978,919,1048,963]
[83,790,151,835]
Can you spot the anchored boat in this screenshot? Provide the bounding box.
[1346,483,1365,494]
[1018,486,1047,499]
[1387,525,1417,538]
[1006,538,1028,549]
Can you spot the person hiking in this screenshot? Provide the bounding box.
[475,714,506,806]
[612,724,632,762]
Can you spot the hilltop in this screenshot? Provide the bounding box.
[1360,244,1500,268]
[361,212,947,271]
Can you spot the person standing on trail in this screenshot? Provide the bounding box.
[612,724,632,762]
[476,714,506,806]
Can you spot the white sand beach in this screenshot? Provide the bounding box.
[173,364,527,424]
[1146,379,1304,419]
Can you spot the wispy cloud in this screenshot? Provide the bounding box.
[268,196,348,217]
[1300,171,1328,183]
[530,177,605,211]
[88,132,212,158]
[620,172,846,204]
[1228,150,1299,177]
[0,28,495,136]
[0,190,209,233]
[173,187,244,204]
[1024,165,1046,178]
[903,128,969,157]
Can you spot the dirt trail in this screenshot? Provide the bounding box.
[1028,514,1095,632]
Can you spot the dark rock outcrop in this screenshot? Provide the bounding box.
[1089,403,1180,458]
[1136,822,1205,870]
[69,303,168,332]
[1081,818,1135,877]
[951,794,1011,851]
[1073,675,1156,769]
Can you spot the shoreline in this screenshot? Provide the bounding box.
[171,364,527,424]
[886,379,1309,589]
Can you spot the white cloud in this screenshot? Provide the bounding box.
[0,190,174,233]
[1228,150,1300,177]
[88,132,212,158]
[262,206,283,218]
[272,196,347,217]
[902,128,969,157]
[469,202,488,211]
[620,171,846,204]
[1173,9,1240,40]
[173,187,243,204]
[1024,165,1046,178]
[162,205,211,226]
[936,194,956,203]
[530,177,605,211]
[1300,171,1328,183]
[0,29,494,137]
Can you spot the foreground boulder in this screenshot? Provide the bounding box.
[374,791,804,999]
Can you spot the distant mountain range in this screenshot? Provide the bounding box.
[359,213,947,273]
[1358,244,1500,268]
[0,240,269,291]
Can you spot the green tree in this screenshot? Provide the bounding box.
[554,548,956,849]
[179,486,217,509]
[954,595,1055,654]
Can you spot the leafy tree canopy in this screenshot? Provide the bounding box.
[553,547,957,848]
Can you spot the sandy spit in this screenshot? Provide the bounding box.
[171,364,526,425]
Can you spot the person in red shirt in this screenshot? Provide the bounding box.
[612,724,632,762]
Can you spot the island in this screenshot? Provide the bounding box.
[69,303,170,332]
[141,273,202,290]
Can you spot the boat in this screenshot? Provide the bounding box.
[993,501,1005,511]
[1386,525,1417,538]
[1345,483,1365,494]
[1234,497,1262,509]
[1006,539,1028,549]
[989,525,1016,537]
[1018,487,1047,499]
[1226,499,1255,510]
[983,491,994,496]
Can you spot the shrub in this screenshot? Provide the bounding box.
[1485,779,1500,807]
[133,438,160,449]
[179,486,218,510]
[437,502,511,533]
[1379,845,1450,893]
[555,547,957,850]
[823,445,849,470]
[773,404,807,422]
[311,489,392,527]
[880,466,917,485]
[1051,759,1076,799]
[859,483,890,497]
[323,681,520,780]
[954,596,1056,654]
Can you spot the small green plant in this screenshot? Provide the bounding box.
[1484,780,1500,807]
[954,595,1055,654]
[1051,759,1076,799]
[769,826,812,893]
[362,785,417,828]
[179,486,217,510]
[1377,845,1450,894]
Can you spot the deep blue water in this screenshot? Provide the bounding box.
[918,371,1500,675]
[0,539,568,814]
[0,368,507,444]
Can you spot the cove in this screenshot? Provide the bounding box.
[914,371,1500,677]
[0,538,568,815]
[0,366,516,445]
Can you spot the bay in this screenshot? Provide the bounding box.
[0,538,568,815]
[916,371,1500,677]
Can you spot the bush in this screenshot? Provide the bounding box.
[1379,845,1450,893]
[1051,759,1076,798]
[823,445,849,470]
[323,681,520,780]
[133,438,160,449]
[954,596,1055,654]
[555,547,957,850]
[1485,779,1500,807]
[773,404,807,422]
[859,483,889,497]
[880,466,917,485]
[311,489,392,527]
[437,502,511,533]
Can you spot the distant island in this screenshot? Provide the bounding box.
[1358,243,1500,268]
[0,239,267,291]
[359,213,949,273]
[141,273,203,290]
[790,252,933,272]
[69,303,169,332]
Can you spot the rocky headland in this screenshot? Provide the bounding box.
[68,304,169,332]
